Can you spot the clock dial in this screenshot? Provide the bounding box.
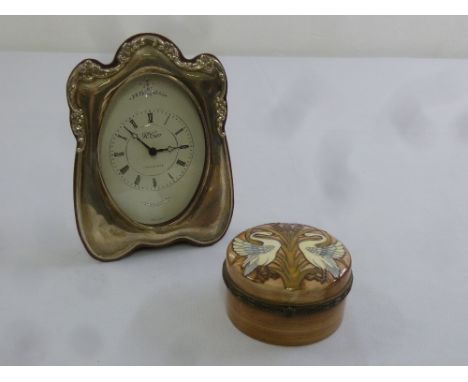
[98,74,206,225]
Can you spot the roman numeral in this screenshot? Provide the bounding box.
[176,159,186,167]
[113,152,125,157]
[129,119,138,129]
[134,175,141,186]
[116,133,127,141]
[164,115,170,125]
[175,128,184,135]
[153,178,157,188]
[148,112,153,123]
[119,165,129,174]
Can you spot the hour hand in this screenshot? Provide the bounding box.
[157,145,190,153]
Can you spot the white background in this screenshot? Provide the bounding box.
[1,16,468,365]
[3,16,468,58]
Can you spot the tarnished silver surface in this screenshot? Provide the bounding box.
[67,34,234,260]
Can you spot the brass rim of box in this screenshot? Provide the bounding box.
[222,261,353,317]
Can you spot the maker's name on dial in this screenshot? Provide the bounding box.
[142,197,171,208]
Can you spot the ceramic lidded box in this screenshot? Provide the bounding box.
[223,223,353,346]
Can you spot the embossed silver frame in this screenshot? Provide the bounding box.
[67,33,234,261]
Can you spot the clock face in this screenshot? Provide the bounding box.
[98,73,206,225]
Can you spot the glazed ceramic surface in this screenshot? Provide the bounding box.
[224,223,353,345]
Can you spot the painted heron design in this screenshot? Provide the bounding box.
[232,231,282,276]
[298,233,346,279]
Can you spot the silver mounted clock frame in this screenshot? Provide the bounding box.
[67,33,234,261]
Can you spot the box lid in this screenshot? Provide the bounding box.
[224,223,352,308]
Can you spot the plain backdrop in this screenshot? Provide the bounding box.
[0,16,468,365]
[2,15,468,57]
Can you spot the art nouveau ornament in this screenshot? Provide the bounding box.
[224,223,353,346]
[67,33,234,260]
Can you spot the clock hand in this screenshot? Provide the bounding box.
[122,126,157,156]
[157,145,190,153]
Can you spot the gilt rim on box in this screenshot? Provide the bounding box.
[223,261,353,317]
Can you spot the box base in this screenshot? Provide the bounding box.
[226,291,346,346]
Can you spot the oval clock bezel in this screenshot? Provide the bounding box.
[96,70,210,228]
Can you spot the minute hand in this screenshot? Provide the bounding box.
[123,126,156,155]
[157,145,190,153]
